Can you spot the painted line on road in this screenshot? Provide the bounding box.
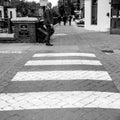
[33,53,96,57]
[12,70,112,81]
[53,33,67,36]
[0,91,119,111]
[25,60,102,66]
[0,51,22,54]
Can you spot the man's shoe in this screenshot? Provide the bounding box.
[46,43,53,46]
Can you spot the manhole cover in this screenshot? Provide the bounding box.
[101,50,114,53]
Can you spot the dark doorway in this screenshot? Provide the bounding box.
[110,0,120,34]
[91,0,98,25]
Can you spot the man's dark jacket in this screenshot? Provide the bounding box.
[44,8,54,26]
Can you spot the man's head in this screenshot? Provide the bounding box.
[47,2,52,9]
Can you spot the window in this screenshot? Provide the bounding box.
[10,11,12,18]
[91,0,97,25]
[111,4,120,28]
[0,11,2,18]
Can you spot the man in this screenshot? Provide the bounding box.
[68,15,72,26]
[43,2,54,46]
[63,14,67,26]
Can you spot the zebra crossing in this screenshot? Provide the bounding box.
[12,70,111,81]
[0,52,120,111]
[25,59,102,66]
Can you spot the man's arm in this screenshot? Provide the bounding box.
[43,10,47,25]
[50,9,54,25]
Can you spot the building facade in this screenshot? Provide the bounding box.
[0,0,16,33]
[0,6,4,18]
[85,0,111,32]
[0,0,16,19]
[58,0,71,16]
[84,0,120,33]
[110,0,120,34]
[71,0,84,11]
[58,0,84,16]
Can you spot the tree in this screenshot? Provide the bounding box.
[52,6,59,17]
[11,0,40,17]
[71,4,75,15]
[59,5,65,16]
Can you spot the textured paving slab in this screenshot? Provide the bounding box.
[0,50,23,54]
[0,108,120,120]
[0,23,120,120]
[33,53,96,57]
[11,70,112,81]
[25,59,102,66]
[22,65,105,71]
[3,79,118,93]
[0,91,120,111]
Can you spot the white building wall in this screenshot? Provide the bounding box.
[85,0,92,29]
[98,0,111,31]
[8,8,16,19]
[85,0,111,32]
[0,6,4,18]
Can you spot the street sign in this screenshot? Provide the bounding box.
[40,0,48,6]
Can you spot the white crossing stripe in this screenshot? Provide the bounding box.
[0,91,120,111]
[25,60,102,66]
[0,51,22,54]
[54,33,67,36]
[33,53,96,57]
[12,70,112,81]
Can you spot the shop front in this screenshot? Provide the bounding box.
[110,0,120,34]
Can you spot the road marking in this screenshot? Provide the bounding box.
[1,52,116,112]
[53,33,67,36]
[0,51,22,54]
[0,91,120,111]
[25,60,102,66]
[33,53,96,57]
[12,70,112,81]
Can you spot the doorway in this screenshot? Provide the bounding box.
[91,0,98,25]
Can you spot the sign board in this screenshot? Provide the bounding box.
[40,0,48,6]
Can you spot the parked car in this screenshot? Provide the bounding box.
[75,18,85,27]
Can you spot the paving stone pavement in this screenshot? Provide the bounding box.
[0,22,120,120]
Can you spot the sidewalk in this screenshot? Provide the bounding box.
[0,22,120,120]
[71,22,120,92]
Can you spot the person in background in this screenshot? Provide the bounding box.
[73,15,75,21]
[58,15,62,25]
[68,15,72,26]
[63,14,67,26]
[43,2,54,46]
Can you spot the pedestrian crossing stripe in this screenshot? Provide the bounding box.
[25,60,102,66]
[33,53,96,57]
[53,33,67,36]
[1,52,116,112]
[0,91,120,111]
[12,70,112,81]
[0,51,22,54]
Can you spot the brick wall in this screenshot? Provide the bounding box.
[14,22,37,43]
